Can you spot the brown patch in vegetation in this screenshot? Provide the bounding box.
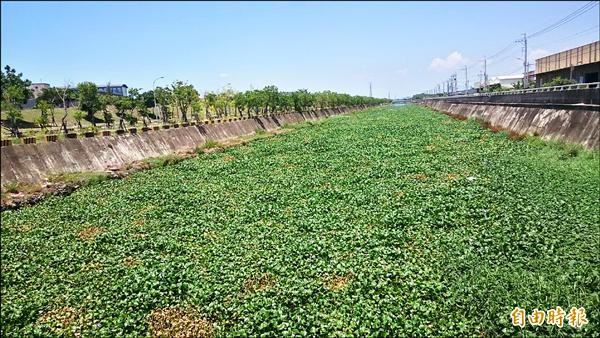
[77,227,103,240]
[37,306,88,335]
[321,182,333,189]
[444,173,460,181]
[444,112,467,121]
[123,256,139,268]
[323,275,351,291]
[202,231,219,241]
[133,219,145,226]
[396,191,405,199]
[80,261,104,272]
[414,174,428,182]
[243,273,277,294]
[222,155,236,162]
[10,222,34,232]
[477,119,501,133]
[133,232,148,239]
[424,144,436,153]
[147,306,213,338]
[488,125,501,133]
[508,131,526,141]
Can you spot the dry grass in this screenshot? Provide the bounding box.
[444,173,460,181]
[133,219,145,226]
[243,273,277,294]
[323,275,351,291]
[77,227,103,240]
[123,256,139,268]
[37,306,90,336]
[508,131,526,141]
[414,174,428,182]
[202,231,219,241]
[147,306,213,338]
[222,155,236,162]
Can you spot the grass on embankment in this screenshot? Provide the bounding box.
[1,105,598,337]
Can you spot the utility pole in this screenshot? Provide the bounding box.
[483,57,488,89]
[152,76,164,121]
[517,33,528,88]
[463,66,468,91]
[451,73,457,94]
[454,73,458,93]
[369,82,372,97]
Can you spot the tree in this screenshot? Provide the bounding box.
[1,66,32,136]
[262,85,279,114]
[73,110,85,129]
[99,94,114,128]
[34,99,51,130]
[154,87,172,123]
[140,90,155,109]
[114,96,134,130]
[543,76,577,87]
[54,84,75,134]
[129,88,151,127]
[233,91,247,117]
[191,100,203,121]
[291,89,313,113]
[0,65,31,106]
[204,92,217,119]
[77,82,101,126]
[38,88,60,126]
[171,81,197,122]
[1,85,27,136]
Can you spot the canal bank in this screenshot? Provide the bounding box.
[421,88,600,149]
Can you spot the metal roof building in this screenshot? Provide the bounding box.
[535,40,600,86]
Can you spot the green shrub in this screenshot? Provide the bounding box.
[142,154,185,168]
[48,171,109,187]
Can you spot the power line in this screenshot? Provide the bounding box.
[430,2,599,94]
[529,1,599,39]
[531,25,600,49]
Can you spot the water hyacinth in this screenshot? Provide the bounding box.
[1,105,598,337]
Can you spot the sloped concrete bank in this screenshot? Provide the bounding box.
[423,100,599,149]
[1,106,366,186]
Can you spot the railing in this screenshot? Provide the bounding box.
[424,82,600,100]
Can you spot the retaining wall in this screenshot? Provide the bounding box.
[423,100,599,149]
[428,87,599,105]
[1,107,363,186]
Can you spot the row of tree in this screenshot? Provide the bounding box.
[1,65,390,136]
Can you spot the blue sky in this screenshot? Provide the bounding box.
[2,1,598,98]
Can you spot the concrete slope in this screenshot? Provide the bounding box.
[423,101,599,149]
[1,107,365,186]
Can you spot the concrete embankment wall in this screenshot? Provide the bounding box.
[438,87,599,105]
[423,100,599,149]
[1,107,363,186]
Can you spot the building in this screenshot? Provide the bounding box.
[485,74,526,89]
[535,40,599,87]
[97,84,128,96]
[28,83,50,99]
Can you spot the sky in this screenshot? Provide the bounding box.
[1,1,599,98]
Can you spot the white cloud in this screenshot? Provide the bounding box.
[428,52,469,71]
[218,73,229,78]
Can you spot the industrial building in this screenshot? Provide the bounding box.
[97,84,128,96]
[535,40,599,86]
[27,83,50,99]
